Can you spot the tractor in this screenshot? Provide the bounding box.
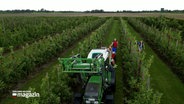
[58,47,116,104]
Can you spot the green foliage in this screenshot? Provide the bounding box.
[78,18,113,57]
[0,17,98,52]
[39,67,72,104]
[139,16,184,40]
[0,47,3,63]
[0,17,107,96]
[121,18,162,104]
[23,67,72,104]
[127,56,162,104]
[23,88,40,104]
[0,24,2,34]
[127,18,184,82]
[0,80,5,93]
[0,47,5,93]
[127,89,162,104]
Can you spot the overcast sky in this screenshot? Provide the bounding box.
[0,0,183,11]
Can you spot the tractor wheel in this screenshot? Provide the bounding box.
[73,93,82,104]
[110,65,116,92]
[105,94,114,104]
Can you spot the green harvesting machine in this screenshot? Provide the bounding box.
[58,47,116,104]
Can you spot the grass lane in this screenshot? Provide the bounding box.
[101,18,123,104]
[125,20,184,104]
[113,20,124,104]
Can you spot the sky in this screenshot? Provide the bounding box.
[0,0,183,11]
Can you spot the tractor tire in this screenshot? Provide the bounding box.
[105,94,114,104]
[73,93,82,104]
[110,66,116,92]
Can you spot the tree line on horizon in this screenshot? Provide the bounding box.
[0,8,184,13]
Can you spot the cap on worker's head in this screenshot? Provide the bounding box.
[114,38,116,41]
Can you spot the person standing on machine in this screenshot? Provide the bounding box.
[111,38,118,61]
